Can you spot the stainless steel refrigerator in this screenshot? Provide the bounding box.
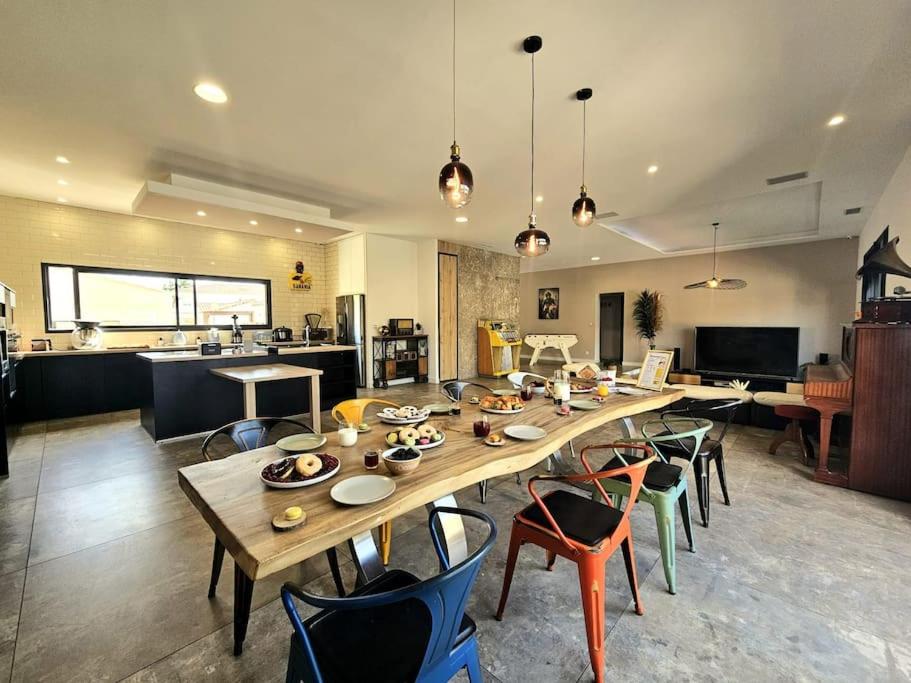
[336,294,366,387]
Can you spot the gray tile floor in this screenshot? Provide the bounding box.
[1,374,910,682]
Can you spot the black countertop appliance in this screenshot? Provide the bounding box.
[272,326,293,342]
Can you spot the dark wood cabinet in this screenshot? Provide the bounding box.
[371,335,429,388]
[848,324,911,501]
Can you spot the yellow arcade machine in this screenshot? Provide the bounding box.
[477,320,522,377]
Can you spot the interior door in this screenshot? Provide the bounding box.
[599,292,624,365]
[438,253,458,381]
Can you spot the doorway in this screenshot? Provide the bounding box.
[438,252,459,381]
[599,292,624,366]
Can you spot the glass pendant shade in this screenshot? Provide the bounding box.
[515,217,550,256]
[572,189,596,227]
[439,144,473,209]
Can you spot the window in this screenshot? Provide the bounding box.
[42,263,272,331]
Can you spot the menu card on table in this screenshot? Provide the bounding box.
[636,349,674,392]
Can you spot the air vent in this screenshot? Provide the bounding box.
[844,207,862,215]
[766,171,809,186]
[595,211,619,219]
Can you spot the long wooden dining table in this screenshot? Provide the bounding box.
[178,387,683,655]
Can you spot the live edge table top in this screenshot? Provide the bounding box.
[177,387,683,580]
[208,363,323,384]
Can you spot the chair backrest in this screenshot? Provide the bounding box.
[639,416,714,465]
[506,371,547,388]
[201,417,312,461]
[661,397,742,443]
[331,398,400,427]
[281,507,497,682]
[440,380,491,402]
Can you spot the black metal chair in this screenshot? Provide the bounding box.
[440,380,492,402]
[656,398,741,527]
[201,417,347,598]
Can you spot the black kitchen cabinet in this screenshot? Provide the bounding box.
[103,352,150,413]
[40,354,107,419]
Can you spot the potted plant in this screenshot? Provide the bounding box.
[632,289,664,349]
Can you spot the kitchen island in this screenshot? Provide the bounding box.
[137,345,357,441]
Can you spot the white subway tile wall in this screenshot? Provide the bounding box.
[0,195,330,348]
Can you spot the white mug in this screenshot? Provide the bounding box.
[338,426,358,447]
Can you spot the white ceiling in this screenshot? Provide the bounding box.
[1,0,910,272]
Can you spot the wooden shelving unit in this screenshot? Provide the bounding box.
[372,334,429,388]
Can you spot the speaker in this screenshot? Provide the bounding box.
[673,347,681,371]
[818,352,829,365]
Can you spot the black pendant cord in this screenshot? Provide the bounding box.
[451,0,456,144]
[530,51,536,215]
[581,99,586,187]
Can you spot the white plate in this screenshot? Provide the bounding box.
[570,387,593,394]
[330,475,396,506]
[387,431,446,450]
[276,433,328,453]
[423,403,452,414]
[378,413,430,425]
[568,399,601,411]
[504,425,546,441]
[480,406,525,415]
[484,437,506,447]
[260,454,340,489]
[493,389,519,396]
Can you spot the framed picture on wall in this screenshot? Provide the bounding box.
[538,288,559,319]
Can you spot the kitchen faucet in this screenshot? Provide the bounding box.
[304,324,311,347]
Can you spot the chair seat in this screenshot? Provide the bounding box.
[600,454,683,492]
[517,489,624,547]
[301,569,476,682]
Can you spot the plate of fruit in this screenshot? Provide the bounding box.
[260,453,341,489]
[385,423,446,449]
[480,395,525,414]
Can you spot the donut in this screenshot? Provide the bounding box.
[418,424,437,438]
[295,454,322,477]
[399,427,420,441]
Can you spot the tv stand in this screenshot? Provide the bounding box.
[691,372,793,428]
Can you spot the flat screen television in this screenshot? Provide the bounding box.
[694,326,800,380]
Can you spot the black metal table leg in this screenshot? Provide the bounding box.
[233,564,255,656]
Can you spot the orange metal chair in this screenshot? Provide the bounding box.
[331,398,401,565]
[496,445,654,683]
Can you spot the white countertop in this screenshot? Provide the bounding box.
[136,344,357,363]
[13,344,241,359]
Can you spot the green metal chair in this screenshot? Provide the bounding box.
[591,417,712,595]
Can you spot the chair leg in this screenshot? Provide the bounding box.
[715,451,731,506]
[695,454,710,527]
[515,472,522,486]
[463,636,484,682]
[654,497,677,595]
[678,487,696,553]
[577,558,607,683]
[545,549,557,571]
[379,521,392,566]
[208,538,226,598]
[325,546,346,597]
[620,535,644,616]
[495,524,523,620]
[478,480,488,504]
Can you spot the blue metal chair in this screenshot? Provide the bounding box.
[281,507,497,683]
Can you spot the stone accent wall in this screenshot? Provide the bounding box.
[439,241,520,378]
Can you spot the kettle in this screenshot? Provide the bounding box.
[272,326,293,342]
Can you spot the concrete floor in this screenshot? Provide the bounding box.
[1,373,910,682]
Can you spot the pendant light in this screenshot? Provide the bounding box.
[515,35,550,257]
[438,0,473,209]
[571,88,596,227]
[684,222,748,290]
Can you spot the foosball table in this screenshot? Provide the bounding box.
[524,333,579,365]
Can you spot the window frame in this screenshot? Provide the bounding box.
[41,262,273,332]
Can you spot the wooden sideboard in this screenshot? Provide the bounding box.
[848,323,911,501]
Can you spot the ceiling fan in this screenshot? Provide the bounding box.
[684,222,747,290]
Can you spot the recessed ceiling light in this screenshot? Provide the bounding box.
[57,179,68,186]
[294,227,303,233]
[591,256,601,261]
[193,82,228,104]
[55,155,70,164]
[647,165,659,174]
[196,210,207,217]
[56,197,67,203]
[535,195,544,203]
[827,114,845,127]
[249,219,258,226]
[455,216,469,223]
